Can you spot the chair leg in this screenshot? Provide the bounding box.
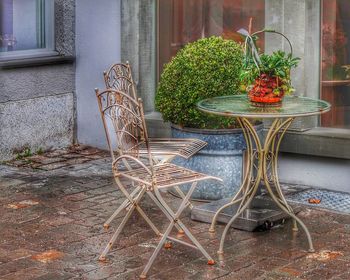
[99,203,136,261]
[146,192,186,234]
[140,182,214,279]
[155,183,214,263]
[115,179,162,237]
[135,205,161,236]
[99,187,146,261]
[104,186,141,229]
[174,186,194,210]
[140,213,177,279]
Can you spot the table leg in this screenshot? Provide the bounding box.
[217,117,263,254]
[216,117,314,255]
[267,118,297,231]
[262,117,314,252]
[209,117,255,233]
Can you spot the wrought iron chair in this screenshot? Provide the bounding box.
[102,62,207,228]
[103,62,207,163]
[95,88,222,279]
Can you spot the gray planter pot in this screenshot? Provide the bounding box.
[171,123,263,201]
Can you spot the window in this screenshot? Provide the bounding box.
[321,0,350,128]
[0,0,54,60]
[158,0,265,78]
[150,0,350,158]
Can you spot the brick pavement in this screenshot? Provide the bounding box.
[1,149,350,279]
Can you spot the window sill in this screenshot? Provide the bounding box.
[0,54,75,69]
[145,111,350,159]
[279,127,350,160]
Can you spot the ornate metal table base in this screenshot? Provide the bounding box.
[191,195,302,232]
[208,117,315,254]
[196,95,331,255]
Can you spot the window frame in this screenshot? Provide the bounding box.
[0,0,56,62]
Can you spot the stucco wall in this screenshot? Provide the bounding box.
[278,153,350,192]
[0,0,75,161]
[75,0,121,149]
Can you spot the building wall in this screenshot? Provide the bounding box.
[279,153,350,192]
[75,0,121,149]
[121,0,350,193]
[2,0,347,192]
[0,0,75,161]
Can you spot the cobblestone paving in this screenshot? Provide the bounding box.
[6,145,109,170]
[1,150,350,279]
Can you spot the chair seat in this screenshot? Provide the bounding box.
[139,138,207,159]
[119,163,220,189]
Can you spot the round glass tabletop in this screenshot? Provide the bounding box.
[197,95,331,118]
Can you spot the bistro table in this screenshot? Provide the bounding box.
[197,95,331,254]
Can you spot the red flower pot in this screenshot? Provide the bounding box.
[248,74,284,107]
[249,95,283,107]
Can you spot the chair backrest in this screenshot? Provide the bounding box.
[103,62,137,100]
[95,88,152,165]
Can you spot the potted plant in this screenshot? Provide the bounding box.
[155,36,263,200]
[239,30,300,106]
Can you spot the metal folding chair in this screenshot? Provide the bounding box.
[100,64,203,228]
[102,62,207,228]
[95,88,222,279]
[103,62,207,163]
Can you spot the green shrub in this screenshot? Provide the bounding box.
[156,36,243,129]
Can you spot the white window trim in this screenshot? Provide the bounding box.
[0,0,56,61]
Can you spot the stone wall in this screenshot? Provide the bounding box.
[0,0,75,161]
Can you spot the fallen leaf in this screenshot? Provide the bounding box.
[279,267,302,277]
[307,250,343,261]
[308,198,322,204]
[7,200,39,209]
[32,250,64,263]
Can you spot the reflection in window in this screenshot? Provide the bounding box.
[0,0,46,53]
[158,0,265,78]
[321,0,350,128]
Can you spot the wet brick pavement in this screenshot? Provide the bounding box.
[1,150,350,279]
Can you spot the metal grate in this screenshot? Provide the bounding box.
[286,188,350,214]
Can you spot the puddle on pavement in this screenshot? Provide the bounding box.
[138,242,157,249]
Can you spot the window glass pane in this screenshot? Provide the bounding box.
[0,0,45,53]
[321,0,350,128]
[158,0,265,78]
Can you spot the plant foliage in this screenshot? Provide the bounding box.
[155,36,243,129]
[240,50,300,97]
